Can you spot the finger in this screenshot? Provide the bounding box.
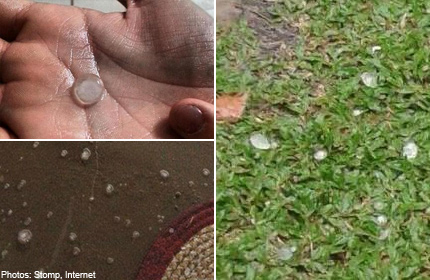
[0,84,4,102]
[0,0,32,41]
[169,98,214,139]
[0,126,15,139]
[0,38,8,83]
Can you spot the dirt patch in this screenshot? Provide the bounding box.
[216,0,243,26]
[217,0,297,56]
[243,0,298,56]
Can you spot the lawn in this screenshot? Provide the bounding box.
[216,0,430,279]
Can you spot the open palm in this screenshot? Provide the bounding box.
[0,0,213,138]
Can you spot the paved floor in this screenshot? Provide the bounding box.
[34,0,214,16]
[0,142,214,280]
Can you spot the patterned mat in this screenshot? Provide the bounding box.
[136,201,214,280]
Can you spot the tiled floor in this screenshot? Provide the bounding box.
[34,0,213,16]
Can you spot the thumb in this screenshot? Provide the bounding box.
[169,98,214,139]
[0,127,15,139]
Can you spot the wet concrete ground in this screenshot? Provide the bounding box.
[0,142,213,280]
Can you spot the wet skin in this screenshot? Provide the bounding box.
[0,0,213,139]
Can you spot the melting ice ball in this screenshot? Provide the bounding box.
[313,149,328,161]
[249,133,271,150]
[72,74,105,107]
[361,72,378,88]
[402,141,418,160]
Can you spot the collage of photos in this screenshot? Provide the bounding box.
[0,0,214,279]
[1,0,430,279]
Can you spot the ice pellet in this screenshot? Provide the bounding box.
[160,170,170,179]
[81,148,91,161]
[314,149,327,161]
[17,229,32,245]
[72,74,105,107]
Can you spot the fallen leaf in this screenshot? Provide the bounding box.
[216,93,248,123]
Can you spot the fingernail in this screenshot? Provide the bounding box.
[171,105,205,135]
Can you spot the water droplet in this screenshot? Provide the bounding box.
[160,170,170,179]
[81,148,92,161]
[69,232,77,242]
[125,219,131,227]
[17,229,32,245]
[17,179,26,191]
[313,149,327,161]
[106,257,114,264]
[22,202,28,208]
[61,150,68,157]
[23,217,32,226]
[73,247,81,256]
[249,132,271,150]
[132,231,140,239]
[402,141,418,160]
[47,211,53,219]
[202,168,210,177]
[89,196,95,202]
[114,216,121,223]
[7,209,12,216]
[1,249,8,260]
[169,228,175,234]
[361,72,378,88]
[105,184,114,196]
[157,215,165,223]
[33,142,40,148]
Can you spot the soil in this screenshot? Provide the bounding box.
[242,0,297,55]
[217,0,297,56]
[0,142,213,280]
[216,0,243,25]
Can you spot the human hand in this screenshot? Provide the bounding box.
[169,98,214,139]
[0,0,213,139]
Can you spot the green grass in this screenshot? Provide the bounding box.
[216,0,430,279]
